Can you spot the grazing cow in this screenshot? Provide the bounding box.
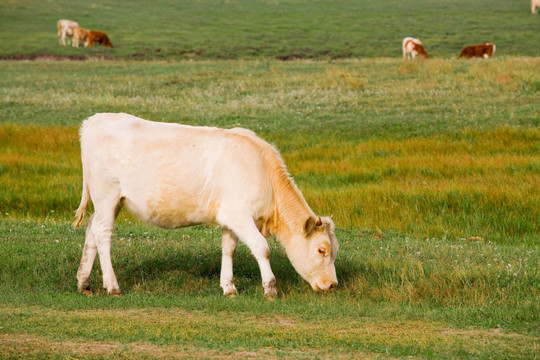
[85,30,113,48]
[57,19,79,46]
[73,113,339,298]
[72,27,90,48]
[402,37,428,59]
[459,42,496,59]
[533,0,540,13]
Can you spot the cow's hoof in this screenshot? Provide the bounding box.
[224,289,238,297]
[108,288,122,297]
[263,279,278,299]
[221,282,238,297]
[78,284,92,296]
[264,288,278,299]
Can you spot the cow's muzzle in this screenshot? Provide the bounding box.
[313,280,338,292]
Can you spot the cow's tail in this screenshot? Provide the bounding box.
[73,176,90,229]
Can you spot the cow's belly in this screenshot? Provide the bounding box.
[120,169,221,229]
[123,194,219,229]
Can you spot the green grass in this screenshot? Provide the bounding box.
[0,60,538,358]
[1,220,538,359]
[1,0,539,358]
[1,0,540,60]
[1,58,538,133]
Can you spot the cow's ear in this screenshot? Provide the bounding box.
[304,216,317,236]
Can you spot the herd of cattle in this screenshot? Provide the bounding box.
[57,19,112,48]
[403,37,496,60]
[59,19,498,59]
[59,0,539,56]
[59,18,496,60]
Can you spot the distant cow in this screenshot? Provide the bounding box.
[402,37,428,59]
[85,30,113,48]
[57,19,79,46]
[72,27,90,48]
[73,113,339,298]
[532,0,540,13]
[459,42,496,59]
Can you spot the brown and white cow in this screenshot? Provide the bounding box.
[459,42,496,59]
[402,37,428,59]
[85,30,113,48]
[73,113,339,298]
[57,19,79,46]
[532,0,540,13]
[72,27,90,48]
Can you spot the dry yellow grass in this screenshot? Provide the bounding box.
[0,125,537,244]
[286,127,539,242]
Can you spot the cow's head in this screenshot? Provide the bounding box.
[286,216,339,291]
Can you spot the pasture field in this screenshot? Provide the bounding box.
[1,220,539,359]
[1,59,539,244]
[1,0,540,60]
[1,0,540,357]
[1,58,539,359]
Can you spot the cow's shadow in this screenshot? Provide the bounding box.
[111,241,301,295]
[84,234,360,296]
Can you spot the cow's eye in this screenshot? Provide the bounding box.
[318,247,326,256]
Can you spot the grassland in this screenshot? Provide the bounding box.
[1,58,538,244]
[1,220,539,359]
[1,0,540,60]
[1,57,538,359]
[1,0,539,358]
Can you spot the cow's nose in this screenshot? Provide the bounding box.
[320,280,337,291]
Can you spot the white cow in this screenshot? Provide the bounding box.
[57,19,79,46]
[532,0,540,13]
[73,113,339,298]
[402,37,429,59]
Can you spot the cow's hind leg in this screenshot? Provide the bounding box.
[220,227,238,296]
[77,214,98,295]
[92,206,122,296]
[83,191,123,296]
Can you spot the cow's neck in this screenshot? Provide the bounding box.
[268,172,314,245]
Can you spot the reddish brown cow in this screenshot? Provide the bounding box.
[459,42,496,59]
[85,30,113,48]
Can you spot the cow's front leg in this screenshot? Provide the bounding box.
[224,219,277,299]
[220,227,238,296]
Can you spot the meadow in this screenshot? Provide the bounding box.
[2,59,538,244]
[1,0,540,60]
[1,0,540,358]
